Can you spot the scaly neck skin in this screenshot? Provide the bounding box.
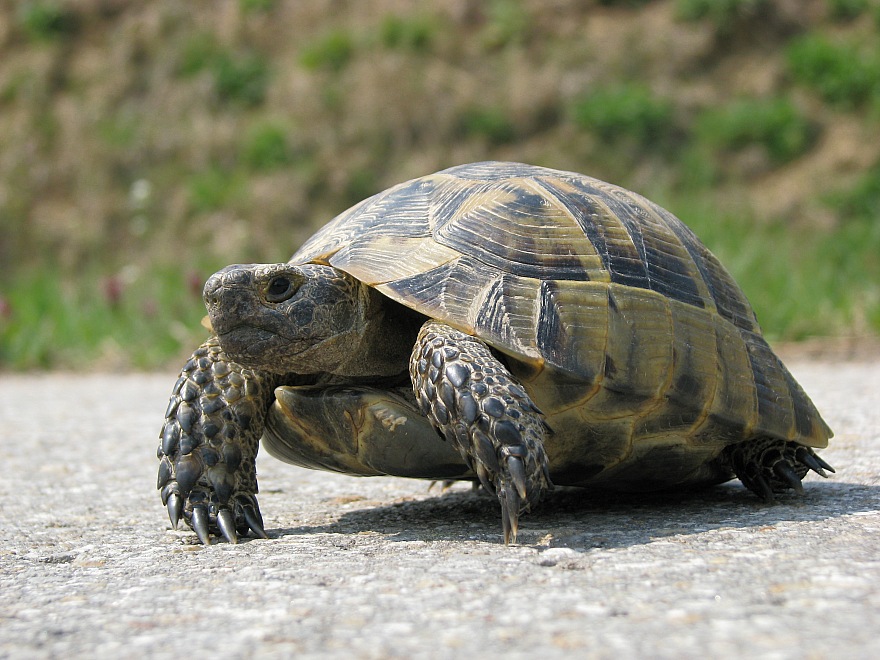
[333,285,420,379]
[204,263,415,380]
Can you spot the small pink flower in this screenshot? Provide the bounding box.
[103,276,124,307]
[187,271,204,298]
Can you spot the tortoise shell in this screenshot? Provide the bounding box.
[289,161,831,490]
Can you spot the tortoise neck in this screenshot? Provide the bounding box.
[331,286,421,379]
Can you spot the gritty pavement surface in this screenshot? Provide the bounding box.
[1,361,878,659]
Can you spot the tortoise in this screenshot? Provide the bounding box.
[157,161,834,545]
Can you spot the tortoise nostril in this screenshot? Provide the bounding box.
[202,274,224,302]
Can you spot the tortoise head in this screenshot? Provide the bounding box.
[203,263,376,375]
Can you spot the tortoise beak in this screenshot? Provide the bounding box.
[203,265,257,337]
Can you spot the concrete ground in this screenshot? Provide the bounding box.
[0,360,878,659]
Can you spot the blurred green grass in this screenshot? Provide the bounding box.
[671,190,880,341]
[0,265,208,370]
[1,0,879,370]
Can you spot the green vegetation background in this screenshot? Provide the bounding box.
[1,0,879,370]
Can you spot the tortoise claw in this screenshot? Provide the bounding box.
[191,506,212,545]
[158,337,277,545]
[813,453,835,474]
[428,480,457,492]
[412,321,553,544]
[164,493,266,544]
[242,503,269,539]
[726,438,831,501]
[501,484,521,545]
[217,509,238,544]
[773,460,805,494]
[475,463,495,494]
[505,454,528,501]
[796,446,834,477]
[166,492,183,530]
[754,473,775,503]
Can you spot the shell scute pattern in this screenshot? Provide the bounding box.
[293,162,831,454]
[431,177,600,281]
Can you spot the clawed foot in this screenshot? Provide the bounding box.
[159,483,267,545]
[157,337,278,544]
[725,438,835,502]
[412,321,553,543]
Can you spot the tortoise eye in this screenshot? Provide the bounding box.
[266,276,296,303]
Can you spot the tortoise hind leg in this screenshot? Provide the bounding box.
[411,321,553,544]
[723,437,835,502]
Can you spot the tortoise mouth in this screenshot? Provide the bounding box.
[216,323,333,370]
[217,325,280,360]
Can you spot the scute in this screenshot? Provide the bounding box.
[431,176,604,281]
[291,161,832,454]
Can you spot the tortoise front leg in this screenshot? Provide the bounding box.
[411,321,553,543]
[157,336,279,544]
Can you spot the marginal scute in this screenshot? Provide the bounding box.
[783,368,820,442]
[635,299,718,441]
[584,284,673,420]
[296,178,434,267]
[536,279,607,384]
[330,235,460,286]
[742,331,797,441]
[472,273,543,361]
[377,257,479,335]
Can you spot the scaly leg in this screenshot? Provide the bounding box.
[157,336,279,544]
[410,321,553,543]
[724,437,835,502]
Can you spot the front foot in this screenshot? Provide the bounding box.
[157,336,278,544]
[412,321,553,544]
[724,437,835,502]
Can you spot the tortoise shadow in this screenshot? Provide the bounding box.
[269,480,880,551]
